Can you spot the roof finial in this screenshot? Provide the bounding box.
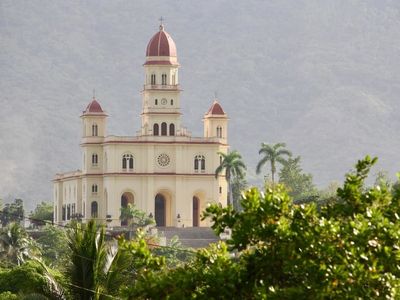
[159,16,164,31]
[214,91,218,100]
[93,88,96,100]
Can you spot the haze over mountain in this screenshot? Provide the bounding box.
[1,0,399,210]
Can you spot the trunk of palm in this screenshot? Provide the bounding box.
[271,161,275,185]
[228,180,233,207]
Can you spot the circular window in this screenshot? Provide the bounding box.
[157,153,170,167]
[161,98,168,105]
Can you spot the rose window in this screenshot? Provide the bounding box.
[157,153,170,167]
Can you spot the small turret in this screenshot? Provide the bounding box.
[203,99,228,142]
[81,97,108,138]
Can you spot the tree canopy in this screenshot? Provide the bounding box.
[256,142,292,184]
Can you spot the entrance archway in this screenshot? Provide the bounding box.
[193,196,200,227]
[121,192,134,226]
[155,193,166,227]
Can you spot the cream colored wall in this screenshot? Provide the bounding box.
[82,116,107,137]
[54,177,81,224]
[203,116,228,143]
[144,65,179,86]
[103,173,226,227]
[54,139,228,227]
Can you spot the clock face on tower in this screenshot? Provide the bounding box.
[161,98,167,105]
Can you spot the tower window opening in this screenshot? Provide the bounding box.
[162,74,167,85]
[169,123,175,136]
[219,186,222,194]
[217,126,222,138]
[161,122,167,136]
[155,99,158,105]
[194,155,205,172]
[91,201,98,218]
[92,124,98,136]
[92,184,98,194]
[151,74,156,85]
[92,153,98,166]
[153,123,159,136]
[170,99,173,105]
[122,154,134,171]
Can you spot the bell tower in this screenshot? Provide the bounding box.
[140,24,182,137]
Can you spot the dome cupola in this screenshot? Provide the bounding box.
[144,24,178,65]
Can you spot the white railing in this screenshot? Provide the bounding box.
[143,84,180,90]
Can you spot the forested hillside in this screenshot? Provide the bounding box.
[1,0,400,209]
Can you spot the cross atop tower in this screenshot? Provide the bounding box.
[159,16,165,30]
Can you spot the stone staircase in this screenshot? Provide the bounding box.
[156,227,220,248]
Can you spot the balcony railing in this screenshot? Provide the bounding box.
[144,84,180,90]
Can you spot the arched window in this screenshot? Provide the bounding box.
[92,184,98,193]
[91,201,98,218]
[194,155,205,172]
[67,204,71,220]
[162,74,167,85]
[153,123,159,136]
[151,74,156,85]
[92,123,98,136]
[122,154,134,171]
[170,99,174,105]
[217,126,222,138]
[92,153,98,166]
[161,122,167,136]
[155,99,158,105]
[169,123,175,136]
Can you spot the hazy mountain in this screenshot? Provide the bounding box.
[1,0,399,210]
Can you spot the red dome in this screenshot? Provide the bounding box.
[146,25,177,57]
[83,98,105,114]
[206,100,225,115]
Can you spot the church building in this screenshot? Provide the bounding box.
[53,24,229,227]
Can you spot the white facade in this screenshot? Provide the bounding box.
[53,25,229,227]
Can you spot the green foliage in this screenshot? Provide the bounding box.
[120,203,155,228]
[202,156,400,298]
[124,242,239,299]
[0,199,24,227]
[278,155,317,202]
[215,150,246,207]
[66,219,132,299]
[29,202,53,227]
[0,260,64,299]
[0,292,18,300]
[152,235,194,267]
[256,142,292,184]
[0,222,40,266]
[231,176,248,211]
[36,225,69,267]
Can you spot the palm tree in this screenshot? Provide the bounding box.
[256,142,292,184]
[0,222,40,265]
[215,150,246,207]
[67,220,130,299]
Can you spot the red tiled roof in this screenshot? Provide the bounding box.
[146,25,177,57]
[206,100,225,115]
[83,99,104,114]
